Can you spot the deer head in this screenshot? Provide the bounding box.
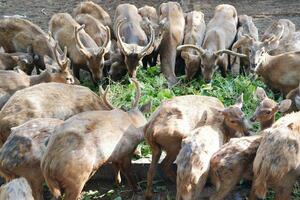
[251,87,291,126]
[75,24,111,83]
[116,19,155,78]
[42,42,74,84]
[177,45,247,83]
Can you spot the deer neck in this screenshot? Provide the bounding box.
[128,110,146,142]
[260,117,275,130]
[222,122,237,143]
[29,71,50,86]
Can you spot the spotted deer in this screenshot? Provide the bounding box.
[208,87,291,200]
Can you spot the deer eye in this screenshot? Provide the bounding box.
[265,110,271,114]
[230,120,236,124]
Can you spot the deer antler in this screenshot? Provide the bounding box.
[177,44,206,55]
[53,42,69,71]
[215,49,247,57]
[131,78,141,109]
[75,25,92,58]
[99,86,115,110]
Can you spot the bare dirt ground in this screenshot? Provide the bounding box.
[1,0,300,199]
[1,0,300,32]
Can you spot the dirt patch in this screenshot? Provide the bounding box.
[1,0,300,33]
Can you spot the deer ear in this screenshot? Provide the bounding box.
[195,110,208,128]
[139,101,152,113]
[11,56,21,63]
[255,87,267,101]
[278,99,292,113]
[235,94,244,109]
[181,51,189,60]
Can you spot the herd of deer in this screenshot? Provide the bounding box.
[0,0,300,200]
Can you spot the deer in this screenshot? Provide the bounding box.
[252,49,300,96]
[158,2,185,88]
[41,79,152,200]
[0,43,74,109]
[144,94,250,199]
[175,105,249,200]
[230,15,259,76]
[0,82,111,146]
[75,13,111,48]
[208,87,291,200]
[250,111,300,200]
[250,87,292,129]
[49,13,110,84]
[0,48,35,74]
[73,0,112,31]
[177,4,247,83]
[178,11,206,80]
[0,118,64,200]
[233,19,300,72]
[114,4,155,78]
[286,83,300,113]
[0,17,60,72]
[138,5,163,68]
[0,178,34,200]
[106,39,127,81]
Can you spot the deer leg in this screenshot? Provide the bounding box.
[161,151,177,183]
[112,163,121,186]
[150,51,159,67]
[274,175,296,200]
[142,56,148,69]
[119,156,138,192]
[28,177,44,200]
[219,56,228,77]
[145,143,162,200]
[248,182,258,200]
[72,65,80,81]
[231,56,240,77]
[210,175,241,200]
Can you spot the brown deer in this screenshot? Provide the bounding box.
[0,178,34,200]
[234,19,300,73]
[209,87,291,200]
[144,94,250,199]
[251,112,300,200]
[114,4,155,78]
[138,5,162,68]
[177,11,206,80]
[0,118,64,200]
[41,79,151,200]
[158,2,185,88]
[177,4,246,83]
[252,50,300,96]
[75,13,111,48]
[231,15,259,75]
[49,13,110,84]
[0,17,59,72]
[73,0,112,30]
[0,82,110,145]
[0,43,74,109]
[250,87,291,129]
